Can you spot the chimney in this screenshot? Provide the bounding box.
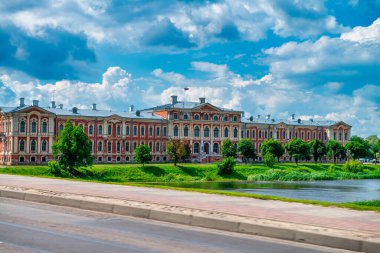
[19,98,25,107]
[199,97,206,104]
[266,114,270,120]
[297,118,302,124]
[249,116,253,122]
[129,105,134,112]
[136,110,141,117]
[310,118,314,122]
[32,100,39,107]
[72,107,78,114]
[291,114,295,120]
[92,104,97,110]
[59,104,63,109]
[51,101,56,108]
[171,95,178,105]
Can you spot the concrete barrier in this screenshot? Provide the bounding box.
[150,210,192,225]
[239,223,295,240]
[113,205,151,218]
[50,196,82,208]
[191,216,239,232]
[24,193,51,204]
[80,200,114,213]
[1,190,26,200]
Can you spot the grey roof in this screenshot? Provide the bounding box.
[242,117,337,127]
[0,105,163,120]
[143,101,239,112]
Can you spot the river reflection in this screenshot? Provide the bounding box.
[155,179,380,203]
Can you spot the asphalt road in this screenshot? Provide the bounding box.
[0,198,355,253]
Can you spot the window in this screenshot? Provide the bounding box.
[125,142,130,152]
[301,132,304,140]
[117,126,121,136]
[213,115,219,121]
[156,127,160,136]
[31,121,37,133]
[283,131,286,139]
[289,132,292,139]
[264,131,268,139]
[295,132,298,138]
[31,140,36,152]
[133,126,138,136]
[270,131,273,139]
[41,140,47,152]
[184,126,189,137]
[19,140,25,152]
[108,125,112,135]
[252,130,256,139]
[173,113,178,119]
[89,125,93,135]
[224,127,229,138]
[214,127,219,138]
[79,124,83,129]
[98,125,103,135]
[108,141,112,153]
[233,116,238,122]
[89,141,92,152]
[324,132,327,140]
[224,116,228,122]
[339,132,342,141]
[259,130,262,139]
[307,132,310,139]
[246,130,250,138]
[233,128,238,138]
[117,142,121,153]
[149,127,153,136]
[204,126,210,137]
[141,126,145,136]
[318,132,321,140]
[174,125,179,137]
[193,143,200,153]
[204,114,209,120]
[344,133,348,141]
[213,143,219,153]
[163,127,167,136]
[194,126,200,137]
[276,131,279,139]
[313,132,316,139]
[241,130,244,138]
[126,126,130,136]
[133,142,137,150]
[156,142,160,152]
[194,114,200,120]
[20,121,26,132]
[183,114,188,120]
[149,142,153,150]
[333,132,336,140]
[98,141,102,152]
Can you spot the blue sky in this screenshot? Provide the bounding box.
[0,0,379,136]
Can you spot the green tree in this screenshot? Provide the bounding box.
[134,144,152,166]
[237,139,257,163]
[166,140,191,166]
[260,139,285,162]
[345,136,369,160]
[309,139,327,163]
[284,138,309,165]
[52,120,93,175]
[366,135,380,159]
[217,157,236,175]
[263,153,276,168]
[327,140,346,164]
[221,139,237,158]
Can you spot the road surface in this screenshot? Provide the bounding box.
[0,198,355,253]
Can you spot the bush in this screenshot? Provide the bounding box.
[263,153,276,168]
[217,157,236,175]
[342,160,364,173]
[48,160,70,177]
[328,164,336,173]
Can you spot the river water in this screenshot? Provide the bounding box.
[156,179,380,203]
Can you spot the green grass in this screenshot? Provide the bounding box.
[1,163,379,212]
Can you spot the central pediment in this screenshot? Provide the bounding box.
[193,103,222,112]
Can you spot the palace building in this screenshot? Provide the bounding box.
[0,96,351,165]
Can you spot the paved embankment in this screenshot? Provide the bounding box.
[0,174,379,252]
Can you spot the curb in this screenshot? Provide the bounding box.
[1,188,378,253]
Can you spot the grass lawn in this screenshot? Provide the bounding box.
[1,162,379,212]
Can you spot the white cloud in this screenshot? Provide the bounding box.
[341,18,380,44]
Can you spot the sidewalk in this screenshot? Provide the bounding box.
[0,174,379,252]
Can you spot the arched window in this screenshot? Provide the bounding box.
[19,140,25,152]
[213,143,219,153]
[41,140,47,152]
[174,125,179,137]
[98,141,102,152]
[149,127,153,136]
[224,116,228,122]
[318,132,321,140]
[31,140,36,152]
[270,131,273,138]
[20,121,26,132]
[339,132,342,141]
[156,127,160,136]
[108,125,112,135]
[258,130,262,139]
[117,125,121,135]
[133,126,138,136]
[117,141,121,153]
[31,121,37,133]
[108,141,112,153]
[194,114,200,120]
[42,122,48,133]
[156,142,160,152]
[204,126,210,137]
[89,125,93,135]
[193,143,200,153]
[224,127,229,138]
[125,142,130,152]
[184,126,189,137]
[183,114,188,120]
[194,126,200,137]
[213,115,219,121]
[133,142,137,150]
[163,127,167,136]
[89,141,92,152]
[141,126,145,136]
[149,142,153,150]
[265,131,268,139]
[98,125,103,135]
[126,125,130,135]
[246,130,250,138]
[233,128,238,138]
[204,114,209,120]
[283,131,286,139]
[214,127,219,138]
[289,132,292,139]
[233,116,238,122]
[252,130,256,139]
